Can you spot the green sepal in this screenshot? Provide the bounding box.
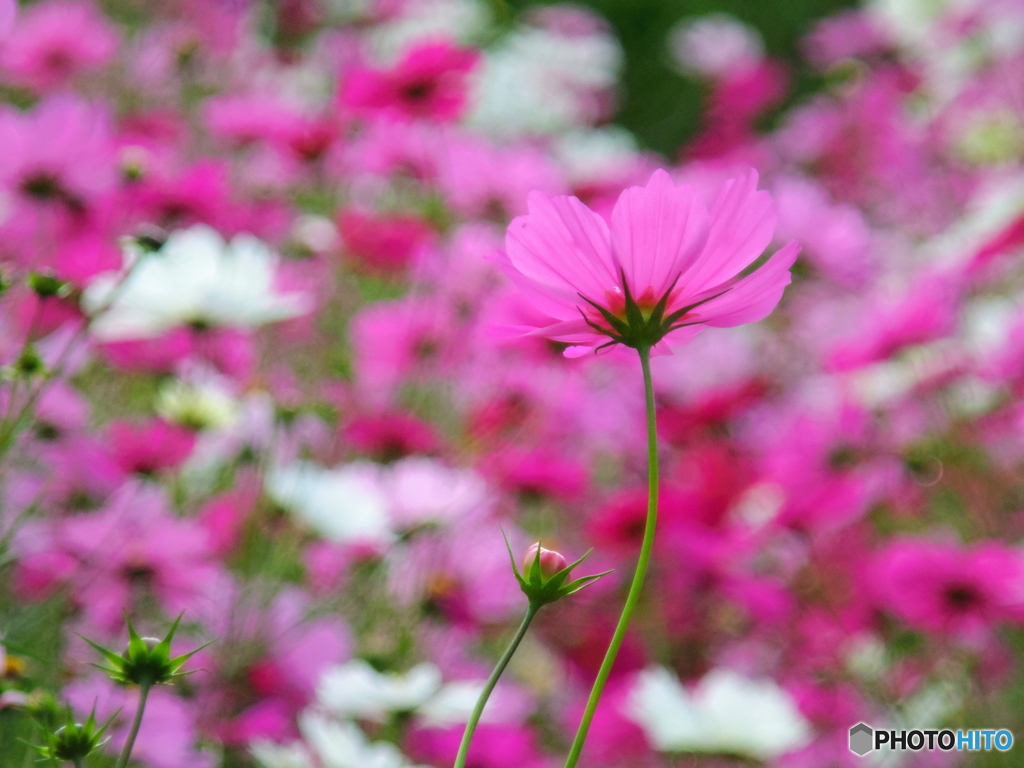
[574,266,739,353]
[26,703,117,763]
[502,529,611,609]
[81,613,210,687]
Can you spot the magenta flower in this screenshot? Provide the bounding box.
[497,168,799,356]
[1,1,118,92]
[340,40,479,123]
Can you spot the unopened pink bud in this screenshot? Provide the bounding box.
[522,543,568,579]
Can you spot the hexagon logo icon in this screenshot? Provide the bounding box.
[849,723,874,756]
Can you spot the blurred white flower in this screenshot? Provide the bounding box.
[417,680,491,726]
[624,666,812,760]
[667,14,764,79]
[266,462,394,547]
[156,374,239,431]
[292,214,339,256]
[300,713,428,768]
[317,659,515,727]
[467,16,621,138]
[319,660,442,721]
[368,0,488,60]
[552,126,640,187]
[84,225,311,340]
[251,741,315,768]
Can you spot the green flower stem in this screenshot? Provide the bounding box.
[114,682,151,768]
[564,346,659,768]
[454,604,540,768]
[73,759,84,768]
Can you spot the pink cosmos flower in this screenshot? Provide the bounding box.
[344,410,443,461]
[107,418,196,475]
[497,168,799,356]
[340,40,479,123]
[1,1,118,92]
[872,539,1024,637]
[0,95,116,210]
[338,209,435,274]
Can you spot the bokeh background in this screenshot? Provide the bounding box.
[0,0,1022,767]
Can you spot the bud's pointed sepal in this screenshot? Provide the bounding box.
[82,613,210,687]
[503,531,611,609]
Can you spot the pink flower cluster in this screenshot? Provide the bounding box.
[0,0,1022,767]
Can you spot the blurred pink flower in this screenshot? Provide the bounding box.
[340,40,479,123]
[14,483,225,630]
[406,723,551,768]
[2,1,118,91]
[338,209,435,274]
[497,168,798,356]
[344,410,443,461]
[872,539,1024,637]
[107,418,196,475]
[0,95,116,208]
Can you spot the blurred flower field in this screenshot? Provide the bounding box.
[0,0,1023,766]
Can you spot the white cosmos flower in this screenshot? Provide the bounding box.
[318,660,442,721]
[83,225,311,340]
[317,659,515,727]
[155,375,239,431]
[251,741,315,768]
[624,666,812,760]
[300,714,428,768]
[266,462,394,547]
[467,21,621,138]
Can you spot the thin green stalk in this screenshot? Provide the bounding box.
[114,682,151,768]
[73,759,84,768]
[564,346,659,768]
[454,604,539,768]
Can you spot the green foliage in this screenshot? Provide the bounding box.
[508,0,858,155]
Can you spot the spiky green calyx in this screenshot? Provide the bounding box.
[503,532,610,610]
[577,267,730,352]
[83,614,209,687]
[29,704,113,763]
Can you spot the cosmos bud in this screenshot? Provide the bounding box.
[30,705,113,764]
[522,543,568,580]
[504,532,609,609]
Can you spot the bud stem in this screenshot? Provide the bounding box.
[453,604,540,768]
[563,346,659,768]
[114,681,151,768]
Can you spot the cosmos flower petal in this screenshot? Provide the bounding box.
[696,241,800,327]
[680,168,777,294]
[506,190,617,299]
[609,168,711,298]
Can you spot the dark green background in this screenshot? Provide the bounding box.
[507,0,859,156]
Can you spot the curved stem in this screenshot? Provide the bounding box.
[114,682,151,768]
[454,604,539,768]
[564,346,658,768]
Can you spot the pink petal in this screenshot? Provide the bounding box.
[506,191,617,300]
[609,169,711,298]
[696,241,799,327]
[679,169,776,295]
